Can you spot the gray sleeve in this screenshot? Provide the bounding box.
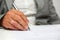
[35,0,59,25]
[47,0,59,24]
[0,0,8,19]
[35,0,50,25]
[0,0,14,19]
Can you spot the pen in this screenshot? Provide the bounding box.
[13,3,30,31]
[28,27,30,31]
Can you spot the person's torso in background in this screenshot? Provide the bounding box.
[13,0,37,25]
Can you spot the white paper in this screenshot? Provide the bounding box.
[0,24,60,40]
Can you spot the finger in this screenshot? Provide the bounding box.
[6,9,28,24]
[12,9,29,23]
[5,9,28,30]
[8,17,26,30]
[2,21,17,30]
[10,13,28,29]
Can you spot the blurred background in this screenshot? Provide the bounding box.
[53,0,60,17]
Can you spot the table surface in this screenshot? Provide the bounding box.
[0,24,60,40]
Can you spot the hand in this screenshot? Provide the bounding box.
[1,9,29,31]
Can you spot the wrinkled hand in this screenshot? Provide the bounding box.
[1,9,29,31]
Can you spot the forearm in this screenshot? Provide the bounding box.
[48,0,59,23]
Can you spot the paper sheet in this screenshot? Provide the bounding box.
[0,24,60,40]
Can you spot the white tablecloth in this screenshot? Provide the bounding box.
[0,24,60,40]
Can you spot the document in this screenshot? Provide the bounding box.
[0,24,60,40]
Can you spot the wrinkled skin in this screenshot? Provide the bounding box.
[1,9,29,31]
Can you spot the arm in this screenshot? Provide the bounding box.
[48,0,59,24]
[35,0,59,25]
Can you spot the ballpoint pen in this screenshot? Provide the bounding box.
[28,27,30,31]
